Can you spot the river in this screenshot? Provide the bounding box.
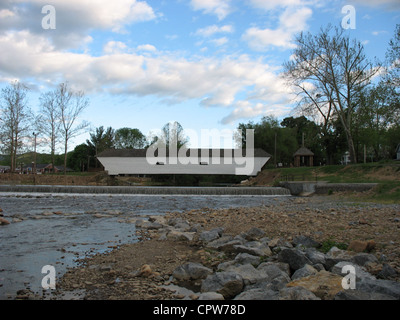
[0,192,290,299]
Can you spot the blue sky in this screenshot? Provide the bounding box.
[0,0,399,151]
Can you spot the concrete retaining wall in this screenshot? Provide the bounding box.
[279,181,378,196]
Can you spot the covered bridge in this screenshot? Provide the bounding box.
[97,148,271,177]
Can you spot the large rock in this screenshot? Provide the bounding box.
[268,238,293,249]
[198,292,225,300]
[378,264,398,280]
[173,263,213,281]
[258,261,291,276]
[211,239,243,253]
[206,235,235,249]
[0,217,10,225]
[255,262,292,290]
[225,264,269,286]
[287,270,344,300]
[351,253,378,267]
[232,241,272,257]
[278,248,312,271]
[291,264,318,280]
[135,219,164,230]
[201,272,244,299]
[166,230,195,242]
[305,248,326,266]
[357,278,400,299]
[334,290,397,300]
[293,235,320,249]
[347,240,376,253]
[324,247,355,270]
[199,227,224,242]
[279,286,320,300]
[331,261,376,282]
[234,253,261,267]
[241,227,266,241]
[168,217,189,228]
[234,288,279,300]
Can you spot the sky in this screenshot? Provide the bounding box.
[0,0,399,151]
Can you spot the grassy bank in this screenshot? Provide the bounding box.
[253,161,400,204]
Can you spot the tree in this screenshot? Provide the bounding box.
[385,24,400,89]
[0,81,32,172]
[238,116,297,166]
[283,25,380,164]
[354,84,397,160]
[281,116,325,164]
[56,83,90,175]
[87,126,115,154]
[67,144,91,172]
[86,126,115,168]
[154,121,188,150]
[114,127,146,149]
[37,89,62,173]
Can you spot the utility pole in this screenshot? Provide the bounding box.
[364,145,367,164]
[274,132,277,167]
[33,132,37,174]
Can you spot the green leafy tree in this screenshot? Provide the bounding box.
[67,144,91,172]
[114,127,146,149]
[238,116,297,166]
[86,126,115,168]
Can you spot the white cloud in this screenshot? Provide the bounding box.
[372,30,387,36]
[0,30,294,124]
[25,0,157,29]
[211,37,229,46]
[0,9,15,19]
[103,41,128,54]
[195,25,234,37]
[243,6,313,50]
[137,44,157,52]
[190,0,232,20]
[221,101,293,124]
[0,0,157,49]
[248,0,306,10]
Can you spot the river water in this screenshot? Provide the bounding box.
[0,192,290,300]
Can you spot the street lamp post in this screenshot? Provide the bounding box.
[33,132,37,175]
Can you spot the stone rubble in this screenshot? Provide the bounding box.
[135,215,400,300]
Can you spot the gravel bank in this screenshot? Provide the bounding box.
[47,194,400,300]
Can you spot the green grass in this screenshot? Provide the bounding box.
[265,161,400,204]
[320,239,348,254]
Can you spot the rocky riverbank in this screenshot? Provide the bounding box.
[17,195,400,300]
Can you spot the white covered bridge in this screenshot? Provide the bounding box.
[97,148,271,177]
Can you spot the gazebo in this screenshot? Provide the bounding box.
[293,146,314,167]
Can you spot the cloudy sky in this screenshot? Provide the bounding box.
[0,0,399,149]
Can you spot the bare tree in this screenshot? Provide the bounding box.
[385,24,400,89]
[36,89,62,173]
[160,121,188,150]
[56,83,90,175]
[283,25,380,163]
[0,81,32,172]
